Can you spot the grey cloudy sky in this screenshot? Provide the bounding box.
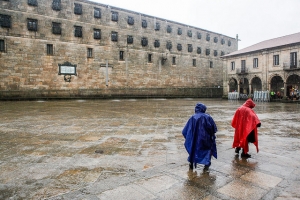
[90,0,300,50]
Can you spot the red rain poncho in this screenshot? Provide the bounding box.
[232,99,260,154]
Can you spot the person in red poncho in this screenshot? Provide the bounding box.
[232,98,261,158]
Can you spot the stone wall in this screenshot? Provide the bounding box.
[0,0,238,99]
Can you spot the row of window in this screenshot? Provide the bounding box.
[0,27,225,55]
[230,53,298,70]
[1,0,232,46]
[0,40,213,67]
[120,50,213,67]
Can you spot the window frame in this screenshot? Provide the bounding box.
[46,44,53,55]
[290,52,297,67]
[119,50,124,61]
[52,22,61,35]
[273,55,279,66]
[193,59,196,67]
[94,29,101,40]
[148,54,152,63]
[94,8,101,18]
[74,25,82,37]
[27,18,38,31]
[253,58,258,68]
[0,39,5,52]
[87,48,93,58]
[172,56,176,65]
[231,61,235,71]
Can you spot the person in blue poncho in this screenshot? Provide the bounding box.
[182,103,218,170]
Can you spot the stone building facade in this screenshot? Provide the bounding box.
[0,0,237,99]
[222,32,300,99]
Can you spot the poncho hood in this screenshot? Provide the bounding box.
[243,98,255,109]
[195,103,207,113]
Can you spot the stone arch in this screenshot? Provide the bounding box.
[286,73,300,98]
[239,77,249,94]
[270,75,284,97]
[250,76,262,92]
[228,77,238,92]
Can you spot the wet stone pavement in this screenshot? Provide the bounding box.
[0,98,299,200]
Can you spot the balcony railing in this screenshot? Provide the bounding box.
[283,62,300,71]
[236,67,248,75]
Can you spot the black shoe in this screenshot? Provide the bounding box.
[235,147,241,154]
[189,162,193,170]
[204,163,211,170]
[241,152,251,158]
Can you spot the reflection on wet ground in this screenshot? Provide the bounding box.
[0,99,299,199]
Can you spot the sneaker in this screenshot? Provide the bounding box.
[241,152,251,158]
[235,147,241,154]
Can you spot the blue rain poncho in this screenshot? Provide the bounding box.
[182,103,217,167]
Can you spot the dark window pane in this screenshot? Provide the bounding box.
[0,40,5,52]
[74,3,82,15]
[167,25,172,33]
[206,34,210,41]
[154,40,160,48]
[188,44,193,52]
[47,44,53,55]
[52,0,61,11]
[111,32,118,41]
[142,20,147,28]
[112,12,118,21]
[27,19,38,31]
[74,26,82,37]
[155,22,160,31]
[187,30,192,37]
[197,47,201,54]
[178,28,182,35]
[28,0,37,6]
[0,14,11,28]
[127,35,133,44]
[52,22,61,34]
[197,32,201,39]
[94,8,101,18]
[94,29,101,39]
[177,44,182,51]
[141,37,148,46]
[128,16,134,25]
[166,41,172,50]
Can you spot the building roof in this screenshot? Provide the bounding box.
[223,32,300,57]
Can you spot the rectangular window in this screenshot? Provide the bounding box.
[74,26,82,37]
[0,14,11,28]
[52,0,61,11]
[0,39,5,52]
[119,51,124,60]
[253,58,258,68]
[193,59,196,67]
[273,55,279,66]
[112,12,118,22]
[172,57,176,65]
[111,32,118,41]
[28,0,38,6]
[52,22,61,35]
[241,60,246,72]
[94,29,101,39]
[27,19,38,31]
[87,48,93,58]
[290,52,297,68]
[231,61,235,70]
[94,8,101,18]
[74,3,82,15]
[209,61,213,68]
[148,54,152,63]
[47,44,53,55]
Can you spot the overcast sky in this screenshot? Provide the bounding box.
[89,0,300,50]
